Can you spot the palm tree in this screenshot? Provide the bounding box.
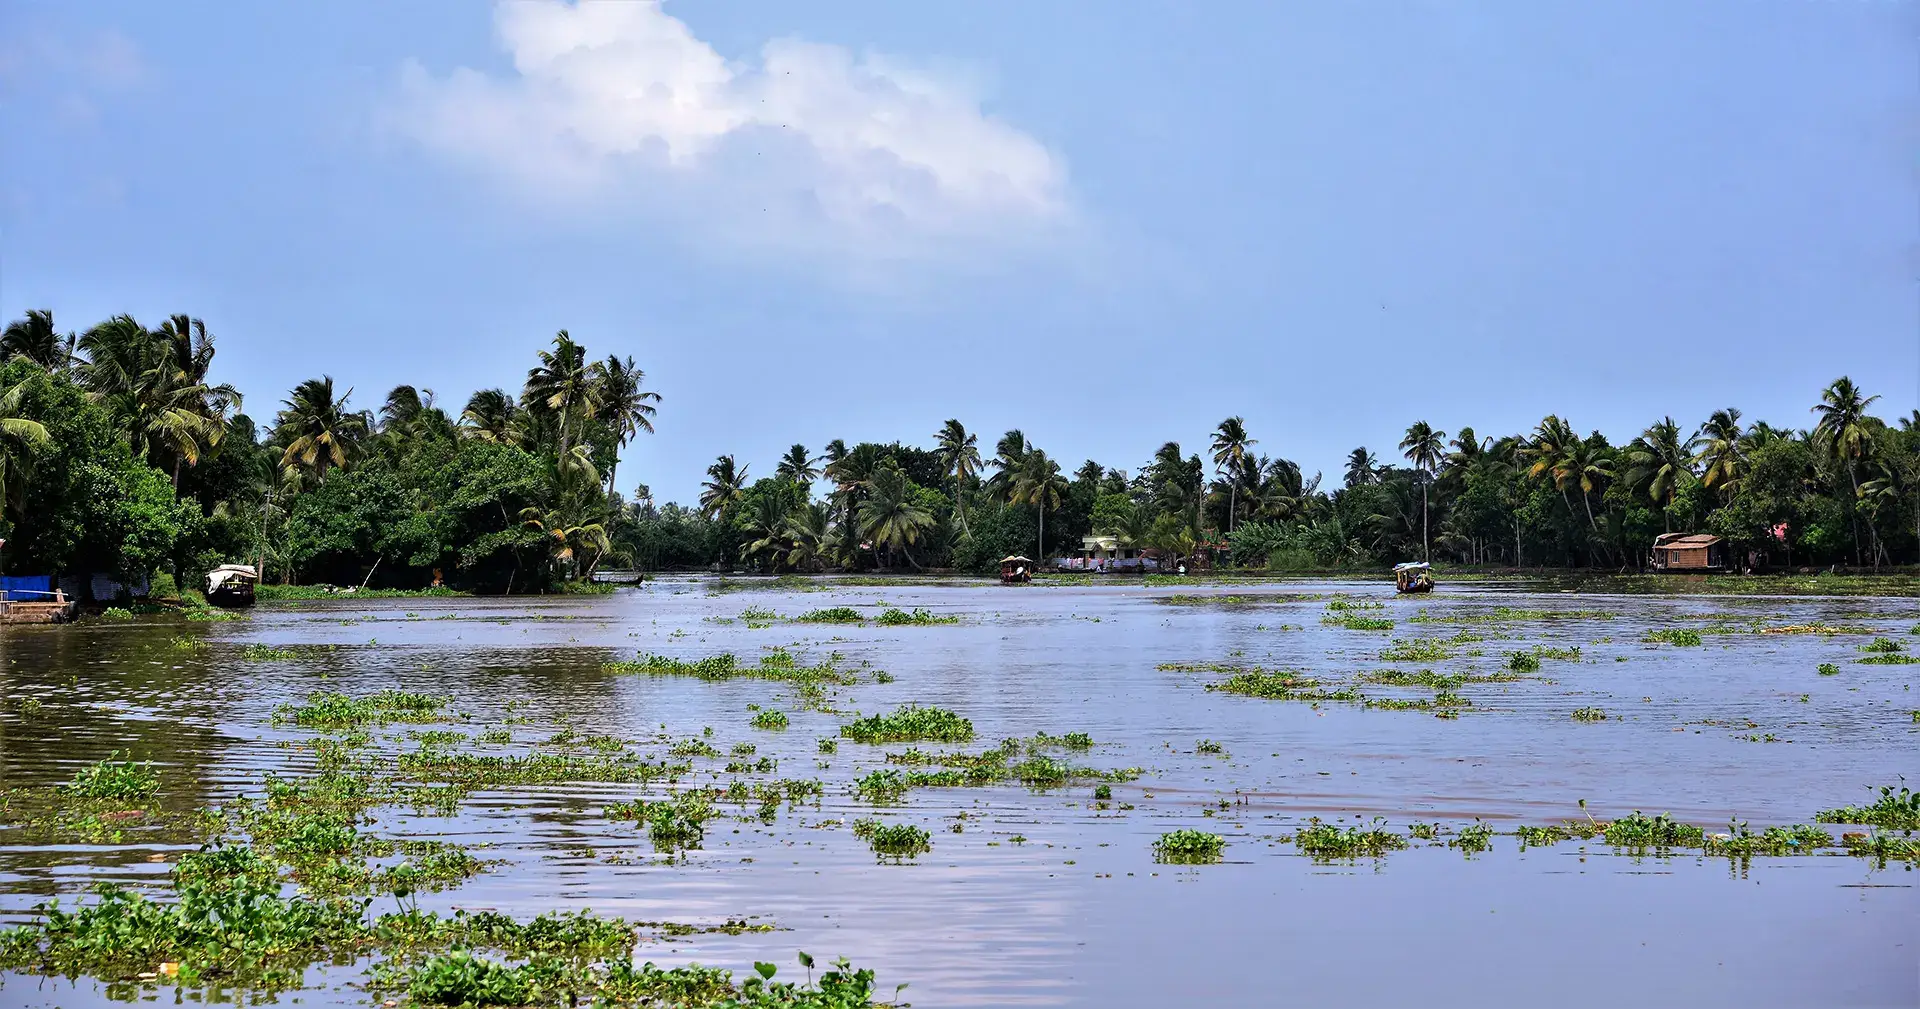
[1811,377,1881,565]
[775,444,818,489]
[2,310,75,372]
[460,388,523,445]
[520,505,610,582]
[699,455,748,521]
[935,419,981,536]
[0,377,52,519]
[858,461,934,569]
[1343,447,1377,488]
[77,314,239,487]
[524,331,597,460]
[1399,420,1445,560]
[738,491,796,570]
[1695,408,1745,502]
[1009,449,1069,560]
[783,502,833,571]
[987,429,1028,501]
[1210,417,1257,533]
[1625,417,1697,529]
[1556,437,1613,535]
[275,377,367,484]
[589,354,659,495]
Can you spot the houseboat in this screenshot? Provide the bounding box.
[206,564,259,608]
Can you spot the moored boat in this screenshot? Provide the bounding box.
[206,564,259,608]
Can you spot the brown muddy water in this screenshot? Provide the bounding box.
[1,577,1916,1007]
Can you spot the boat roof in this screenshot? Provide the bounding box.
[1000,556,1033,563]
[211,564,258,575]
[1392,562,1431,571]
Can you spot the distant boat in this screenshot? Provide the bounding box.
[999,556,1033,584]
[206,564,258,608]
[1393,562,1433,594]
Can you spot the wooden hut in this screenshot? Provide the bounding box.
[1650,533,1727,572]
[999,556,1033,583]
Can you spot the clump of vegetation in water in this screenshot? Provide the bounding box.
[240,643,298,662]
[1450,821,1495,854]
[1700,822,1830,859]
[1207,670,1362,704]
[851,819,931,861]
[1571,707,1607,722]
[99,607,134,621]
[1839,831,1920,863]
[1816,786,1920,830]
[1507,651,1542,673]
[816,738,837,755]
[1861,637,1904,653]
[1534,645,1582,661]
[1816,663,1841,676]
[398,751,676,786]
[751,710,790,730]
[1859,653,1920,665]
[1379,638,1460,663]
[275,690,448,729]
[1093,785,1112,801]
[375,950,888,1009]
[1195,740,1224,755]
[1153,829,1226,863]
[1408,822,1440,840]
[840,704,974,744]
[603,651,855,690]
[875,607,957,626]
[62,753,159,800]
[795,607,864,624]
[1327,615,1393,631]
[1642,628,1703,647]
[1295,819,1407,860]
[1032,731,1093,749]
[1603,812,1705,849]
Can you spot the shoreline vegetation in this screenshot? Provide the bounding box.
[0,311,1916,602]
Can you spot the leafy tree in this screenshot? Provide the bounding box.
[2,310,75,372]
[859,461,934,569]
[274,377,367,487]
[1210,417,1256,533]
[1398,420,1445,560]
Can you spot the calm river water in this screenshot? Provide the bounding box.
[0,576,1915,1007]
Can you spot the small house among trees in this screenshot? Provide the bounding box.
[1650,533,1727,572]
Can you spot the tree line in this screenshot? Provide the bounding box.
[0,311,655,593]
[2,308,1912,593]
[645,381,1916,575]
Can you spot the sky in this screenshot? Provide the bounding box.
[2,0,1916,504]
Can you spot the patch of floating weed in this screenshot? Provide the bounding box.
[851,819,931,861]
[840,704,973,744]
[62,753,158,800]
[1642,628,1703,647]
[1450,821,1495,854]
[1535,645,1582,661]
[1860,637,1904,653]
[1839,831,1920,863]
[1195,739,1224,755]
[875,607,956,626]
[795,607,863,624]
[1327,615,1394,631]
[1603,812,1704,849]
[1412,606,1616,624]
[1325,598,1385,611]
[1860,653,1920,665]
[1032,731,1093,749]
[1295,818,1407,860]
[1380,638,1457,663]
[1817,663,1841,676]
[670,738,721,758]
[373,949,887,1009]
[1507,651,1541,673]
[398,752,677,786]
[241,643,299,662]
[1816,786,1920,830]
[1700,822,1830,859]
[603,651,855,691]
[1571,707,1608,722]
[1408,822,1440,840]
[751,710,790,730]
[1760,623,1873,636]
[275,691,448,729]
[1153,829,1225,863]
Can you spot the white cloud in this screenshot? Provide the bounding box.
[391,0,1069,258]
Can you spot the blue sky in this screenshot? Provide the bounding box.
[3,0,1914,503]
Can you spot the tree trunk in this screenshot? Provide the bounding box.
[1038,502,1045,561]
[1420,481,1429,561]
[1228,483,1237,535]
[1846,461,1862,566]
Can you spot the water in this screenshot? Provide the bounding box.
[1,577,1915,1007]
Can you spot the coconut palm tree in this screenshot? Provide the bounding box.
[519,504,610,582]
[2,310,75,372]
[1010,449,1069,560]
[1812,377,1882,566]
[783,501,833,571]
[1343,447,1377,488]
[859,461,934,570]
[1210,417,1257,533]
[1695,408,1745,501]
[460,388,523,445]
[524,330,597,460]
[0,377,52,519]
[589,354,659,495]
[1399,420,1446,560]
[699,454,748,521]
[775,444,818,489]
[935,419,981,535]
[738,491,796,570]
[274,376,367,485]
[987,429,1028,500]
[1625,417,1698,529]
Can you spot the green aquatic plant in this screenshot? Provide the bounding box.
[1093,784,1112,801]
[99,607,134,621]
[276,691,448,729]
[875,607,957,626]
[1859,653,1920,665]
[1700,822,1830,859]
[1332,615,1394,631]
[375,949,888,1009]
[1206,670,1352,703]
[1515,824,1568,848]
[1408,822,1440,840]
[1379,638,1457,663]
[1195,739,1224,755]
[1450,821,1495,854]
[1815,786,1920,830]
[796,607,864,624]
[62,753,159,800]
[1861,637,1904,654]
[1507,651,1541,673]
[1603,812,1705,849]
[241,643,298,662]
[851,820,932,861]
[1642,628,1703,647]
[1839,830,1920,862]
[751,710,790,730]
[604,651,855,690]
[1571,707,1607,722]
[1295,819,1407,860]
[398,752,676,786]
[1153,829,1226,863]
[853,770,909,804]
[840,704,974,744]
[1817,663,1841,676]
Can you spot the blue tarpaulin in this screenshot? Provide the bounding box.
[0,575,54,601]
